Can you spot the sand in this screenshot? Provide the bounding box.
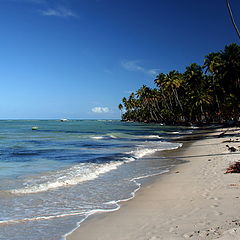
[66,127,240,240]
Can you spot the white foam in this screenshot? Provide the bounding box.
[9,139,183,195]
[91,136,105,140]
[10,160,128,194]
[109,135,117,139]
[0,211,87,225]
[92,134,161,140]
[141,135,162,139]
[178,130,193,135]
[190,126,199,129]
[91,135,117,140]
[130,142,182,159]
[63,169,170,240]
[132,148,159,158]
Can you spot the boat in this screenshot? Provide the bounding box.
[32,126,39,130]
[60,119,68,122]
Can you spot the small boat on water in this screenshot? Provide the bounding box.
[60,119,68,122]
[32,126,39,130]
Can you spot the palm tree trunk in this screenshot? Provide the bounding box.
[226,0,240,39]
[161,92,171,110]
[154,99,164,121]
[173,88,183,111]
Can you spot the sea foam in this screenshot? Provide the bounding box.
[9,142,182,195]
[10,161,125,194]
[91,135,117,140]
[130,142,182,159]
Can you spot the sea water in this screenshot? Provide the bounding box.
[0,120,189,240]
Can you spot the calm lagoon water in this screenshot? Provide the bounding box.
[0,120,189,240]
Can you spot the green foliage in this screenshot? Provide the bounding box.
[119,43,240,124]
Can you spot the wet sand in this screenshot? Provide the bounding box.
[67,127,240,240]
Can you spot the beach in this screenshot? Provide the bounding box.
[67,127,240,240]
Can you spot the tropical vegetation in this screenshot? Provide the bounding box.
[119,43,240,125]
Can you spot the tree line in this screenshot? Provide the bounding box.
[119,43,240,125]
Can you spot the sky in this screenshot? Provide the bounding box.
[0,0,239,119]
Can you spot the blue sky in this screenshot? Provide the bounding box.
[0,0,239,119]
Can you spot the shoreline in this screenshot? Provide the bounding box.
[67,127,240,240]
[63,133,188,240]
[64,148,184,240]
[65,129,193,240]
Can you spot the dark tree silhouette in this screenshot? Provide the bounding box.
[119,44,240,125]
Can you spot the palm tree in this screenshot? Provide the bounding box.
[203,52,223,74]
[165,71,184,111]
[190,87,213,122]
[221,43,240,89]
[154,73,173,112]
[119,43,240,124]
[118,103,123,118]
[203,52,225,121]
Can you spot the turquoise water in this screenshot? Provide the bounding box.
[0,120,187,240]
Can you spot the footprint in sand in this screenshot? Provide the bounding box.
[208,197,221,201]
[183,232,194,238]
[215,211,224,216]
[202,192,210,198]
[169,226,179,233]
[148,236,160,240]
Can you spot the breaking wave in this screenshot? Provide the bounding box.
[9,161,128,194]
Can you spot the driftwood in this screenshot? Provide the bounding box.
[226,161,240,173]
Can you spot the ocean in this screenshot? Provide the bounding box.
[0,120,189,240]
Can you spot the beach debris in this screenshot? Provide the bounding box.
[32,126,38,130]
[229,184,240,187]
[208,159,212,161]
[175,171,180,173]
[225,161,240,173]
[223,139,240,143]
[226,145,237,152]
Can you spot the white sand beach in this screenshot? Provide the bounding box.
[67,127,240,240]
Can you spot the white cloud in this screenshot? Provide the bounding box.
[41,7,78,18]
[29,0,46,3]
[121,60,159,76]
[7,0,45,3]
[6,0,78,18]
[121,60,144,72]
[147,69,158,76]
[91,107,110,113]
